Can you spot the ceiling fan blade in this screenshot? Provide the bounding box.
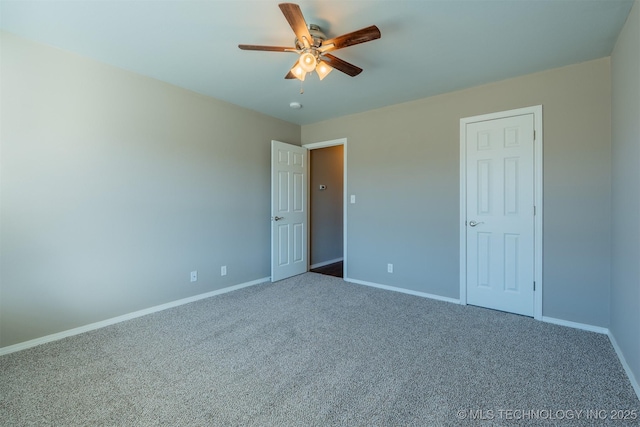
[238,44,292,52]
[320,25,381,53]
[279,3,313,48]
[322,54,362,77]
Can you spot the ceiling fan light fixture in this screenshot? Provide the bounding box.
[299,51,317,73]
[316,61,333,80]
[291,64,307,81]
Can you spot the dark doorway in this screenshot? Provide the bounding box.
[309,145,344,278]
[311,261,343,278]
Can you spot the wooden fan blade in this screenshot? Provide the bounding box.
[320,25,381,53]
[238,44,292,52]
[323,54,362,77]
[279,3,313,48]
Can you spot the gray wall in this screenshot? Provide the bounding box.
[309,145,344,266]
[0,32,300,347]
[1,28,629,352]
[611,0,640,393]
[302,58,612,327]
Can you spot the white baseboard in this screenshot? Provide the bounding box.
[0,276,270,356]
[541,316,609,334]
[344,277,460,304]
[310,257,344,270]
[608,331,640,402]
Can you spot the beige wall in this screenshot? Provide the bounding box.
[611,0,640,395]
[303,58,612,327]
[0,32,300,347]
[0,29,624,349]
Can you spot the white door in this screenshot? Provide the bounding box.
[271,140,308,282]
[465,114,535,316]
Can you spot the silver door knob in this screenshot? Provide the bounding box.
[469,220,484,227]
[273,216,284,221]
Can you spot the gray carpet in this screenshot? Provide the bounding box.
[1,273,638,426]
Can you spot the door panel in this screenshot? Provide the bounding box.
[271,141,308,282]
[466,114,534,316]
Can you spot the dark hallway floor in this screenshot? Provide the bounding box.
[310,261,343,278]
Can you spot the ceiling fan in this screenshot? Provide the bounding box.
[238,3,381,81]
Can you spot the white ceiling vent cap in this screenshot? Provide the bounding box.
[289,102,302,109]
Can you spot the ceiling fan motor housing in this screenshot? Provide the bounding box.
[295,24,326,50]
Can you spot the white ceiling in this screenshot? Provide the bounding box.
[1,0,634,125]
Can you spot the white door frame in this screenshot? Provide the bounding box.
[302,138,347,278]
[459,106,543,320]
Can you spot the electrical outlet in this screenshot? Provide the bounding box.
[221,266,227,276]
[387,263,393,273]
[190,271,198,282]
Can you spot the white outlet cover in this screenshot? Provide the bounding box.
[190,271,198,282]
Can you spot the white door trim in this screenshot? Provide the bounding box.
[303,138,347,279]
[459,106,543,320]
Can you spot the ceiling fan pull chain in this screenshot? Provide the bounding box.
[300,81,304,95]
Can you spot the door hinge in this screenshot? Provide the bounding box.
[533,281,536,291]
[534,205,536,216]
[533,130,536,140]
